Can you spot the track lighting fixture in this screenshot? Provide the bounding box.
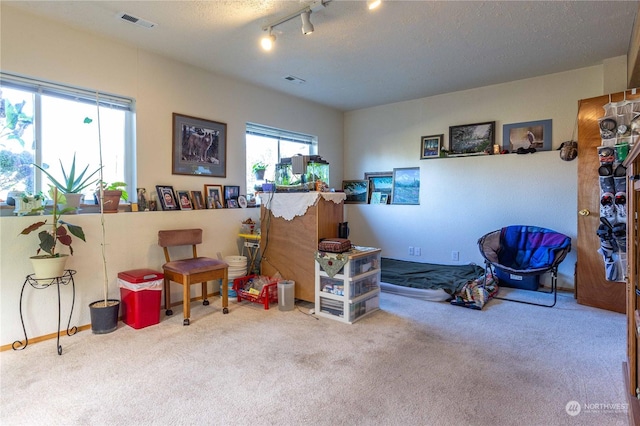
[260,0,375,51]
[301,11,314,35]
[367,0,382,10]
[261,27,276,51]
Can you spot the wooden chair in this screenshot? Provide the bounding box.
[158,228,229,325]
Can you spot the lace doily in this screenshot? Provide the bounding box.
[261,192,346,220]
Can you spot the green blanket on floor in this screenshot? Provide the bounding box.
[381,258,485,295]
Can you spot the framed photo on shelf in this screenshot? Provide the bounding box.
[224,185,240,202]
[190,190,204,210]
[391,167,420,205]
[364,171,393,204]
[503,119,552,152]
[172,113,227,177]
[448,121,495,156]
[370,192,382,204]
[420,134,443,159]
[204,184,224,209]
[379,193,389,204]
[227,199,239,208]
[156,185,179,211]
[176,190,193,210]
[342,180,369,204]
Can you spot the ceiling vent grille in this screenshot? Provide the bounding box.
[284,75,306,84]
[117,12,157,29]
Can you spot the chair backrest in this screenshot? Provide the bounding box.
[158,229,203,262]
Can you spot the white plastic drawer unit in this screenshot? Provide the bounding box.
[314,246,381,324]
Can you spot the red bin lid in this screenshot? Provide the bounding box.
[117,269,164,283]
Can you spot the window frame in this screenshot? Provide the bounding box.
[0,72,136,203]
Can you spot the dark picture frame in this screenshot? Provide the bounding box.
[364,171,393,204]
[172,113,227,177]
[224,185,240,203]
[204,184,223,209]
[190,190,204,210]
[449,121,495,156]
[503,119,552,152]
[227,199,239,208]
[420,134,443,159]
[156,185,179,211]
[342,180,369,204]
[176,190,193,210]
[391,167,420,205]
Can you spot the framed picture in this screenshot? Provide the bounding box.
[172,113,227,177]
[227,199,239,208]
[364,171,393,204]
[420,134,443,159]
[370,192,382,204]
[190,190,204,210]
[391,167,420,205]
[503,119,552,152]
[379,194,389,204]
[176,190,193,210]
[204,184,224,209]
[448,121,495,156]
[156,185,179,211]
[224,185,240,202]
[342,180,369,204]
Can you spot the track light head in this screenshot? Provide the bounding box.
[367,0,381,10]
[301,11,314,35]
[261,28,276,51]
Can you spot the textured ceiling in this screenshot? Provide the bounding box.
[4,1,639,111]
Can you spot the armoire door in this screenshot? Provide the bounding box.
[576,91,640,313]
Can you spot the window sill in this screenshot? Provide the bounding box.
[0,203,132,217]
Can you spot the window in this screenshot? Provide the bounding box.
[245,122,317,193]
[0,72,135,202]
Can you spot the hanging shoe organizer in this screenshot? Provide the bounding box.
[596,97,639,281]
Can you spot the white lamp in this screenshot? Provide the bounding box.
[301,11,314,35]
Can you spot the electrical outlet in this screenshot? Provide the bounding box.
[409,246,414,256]
[415,247,421,256]
[452,251,459,261]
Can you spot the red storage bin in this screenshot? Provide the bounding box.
[232,275,278,310]
[118,269,164,329]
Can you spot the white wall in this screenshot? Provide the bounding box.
[343,65,621,290]
[0,5,343,346]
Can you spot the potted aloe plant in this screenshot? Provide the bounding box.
[32,154,101,214]
[19,187,86,279]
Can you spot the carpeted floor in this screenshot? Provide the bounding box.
[0,289,628,426]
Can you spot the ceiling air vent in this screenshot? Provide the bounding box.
[284,75,306,84]
[117,12,157,29]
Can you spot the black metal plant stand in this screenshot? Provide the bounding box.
[12,269,77,355]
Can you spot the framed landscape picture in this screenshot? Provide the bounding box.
[172,113,227,177]
[420,134,443,159]
[364,171,393,204]
[449,121,495,156]
[342,180,369,204]
[391,167,420,205]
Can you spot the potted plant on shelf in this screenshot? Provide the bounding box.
[19,187,86,279]
[94,181,128,213]
[32,154,101,214]
[252,161,268,180]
